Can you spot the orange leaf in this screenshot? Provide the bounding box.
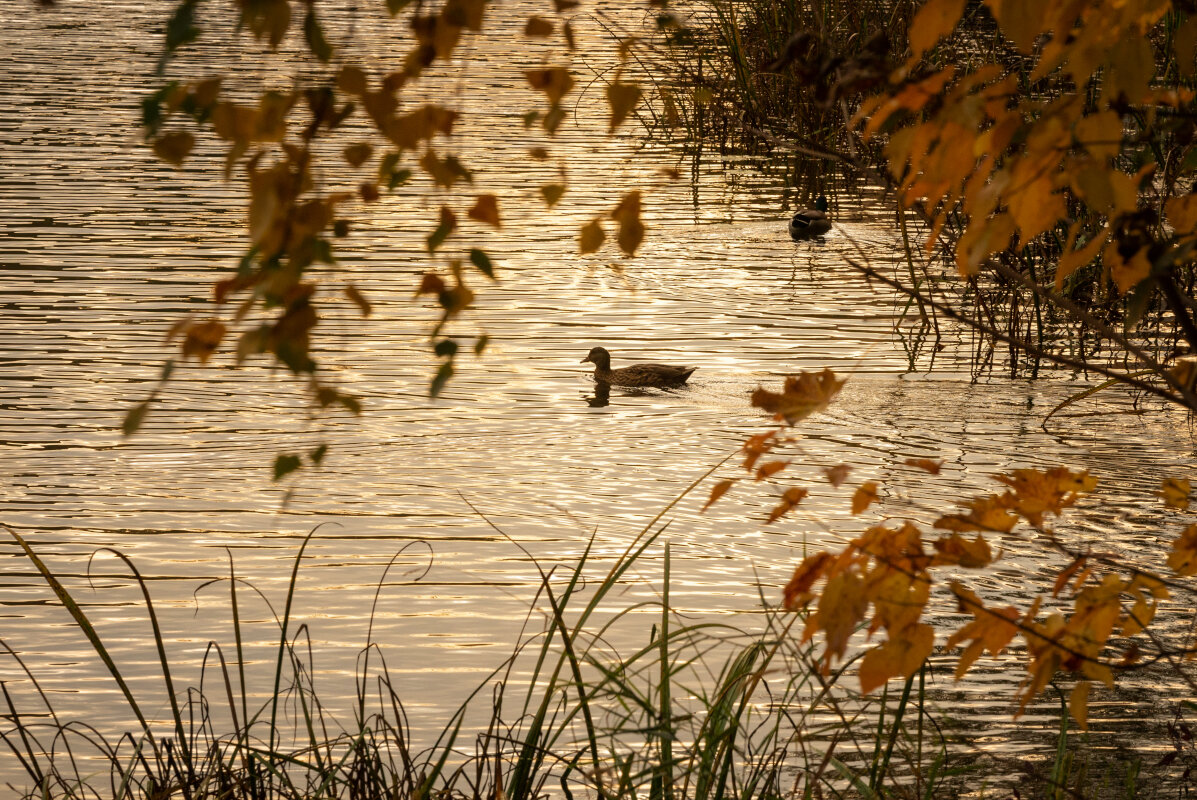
[755,460,789,481]
[540,183,565,207]
[181,319,226,363]
[751,369,846,424]
[343,283,372,317]
[523,15,553,36]
[859,623,935,694]
[851,482,879,515]
[931,533,993,568]
[904,457,942,474]
[767,487,808,524]
[152,131,195,166]
[1069,681,1090,731]
[525,67,574,104]
[783,551,833,609]
[703,478,734,511]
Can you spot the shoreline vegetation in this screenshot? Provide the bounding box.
[5,508,1187,800]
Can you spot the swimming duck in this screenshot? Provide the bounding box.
[789,195,831,239]
[581,347,697,388]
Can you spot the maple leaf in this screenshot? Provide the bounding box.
[702,478,734,511]
[751,369,845,424]
[804,570,867,670]
[945,582,1019,678]
[994,467,1096,527]
[467,194,501,228]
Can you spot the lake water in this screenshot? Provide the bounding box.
[3,0,1197,793]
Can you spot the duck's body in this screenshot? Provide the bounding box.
[582,347,696,388]
[789,195,831,239]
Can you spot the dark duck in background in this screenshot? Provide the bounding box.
[581,347,697,388]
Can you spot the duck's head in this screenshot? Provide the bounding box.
[815,195,828,213]
[582,347,611,368]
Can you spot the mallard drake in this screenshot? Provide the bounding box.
[789,195,831,239]
[581,347,696,387]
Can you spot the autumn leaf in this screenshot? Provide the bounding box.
[1166,193,1197,238]
[804,570,868,669]
[935,493,1017,533]
[579,219,605,254]
[468,194,501,228]
[181,319,226,362]
[523,15,553,36]
[525,68,574,104]
[1070,681,1090,731]
[611,191,645,255]
[908,0,966,60]
[851,482,879,514]
[783,551,834,609]
[904,457,942,474]
[343,283,371,317]
[152,131,195,166]
[344,142,373,167]
[824,464,851,487]
[1168,524,1197,576]
[931,533,994,568]
[703,478,734,511]
[751,369,846,424]
[606,81,642,132]
[946,582,1019,678]
[1161,478,1191,510]
[766,487,808,524]
[540,183,565,207]
[859,623,934,693]
[427,206,457,253]
[755,460,789,481]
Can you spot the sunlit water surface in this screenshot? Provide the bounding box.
[2,1,1197,792]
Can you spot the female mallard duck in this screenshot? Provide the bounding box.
[789,195,831,239]
[581,347,696,388]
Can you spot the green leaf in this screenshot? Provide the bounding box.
[309,444,328,465]
[386,0,415,15]
[303,9,333,62]
[122,402,151,437]
[430,361,454,398]
[435,339,458,357]
[427,216,455,253]
[273,454,302,481]
[469,248,495,279]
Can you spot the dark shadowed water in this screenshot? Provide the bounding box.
[2,0,1197,792]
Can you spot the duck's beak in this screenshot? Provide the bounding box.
[581,355,591,363]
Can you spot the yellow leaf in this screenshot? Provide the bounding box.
[909,0,966,59]
[1104,38,1155,104]
[1069,681,1090,731]
[540,183,566,207]
[579,219,605,254]
[766,487,808,524]
[1055,224,1108,290]
[956,212,1015,277]
[1105,240,1152,296]
[852,482,879,515]
[1161,478,1191,510]
[524,15,554,36]
[931,533,993,568]
[606,81,643,132]
[1073,111,1123,163]
[1168,524,1197,576]
[859,624,935,694]
[1166,193,1197,238]
[468,194,501,228]
[611,191,645,255]
[750,369,846,424]
[1175,16,1197,79]
[703,478,734,511]
[805,571,867,666]
[986,0,1044,53]
[337,65,368,95]
[1007,176,1065,245]
[152,131,195,166]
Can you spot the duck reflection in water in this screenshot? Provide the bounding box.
[584,382,611,407]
